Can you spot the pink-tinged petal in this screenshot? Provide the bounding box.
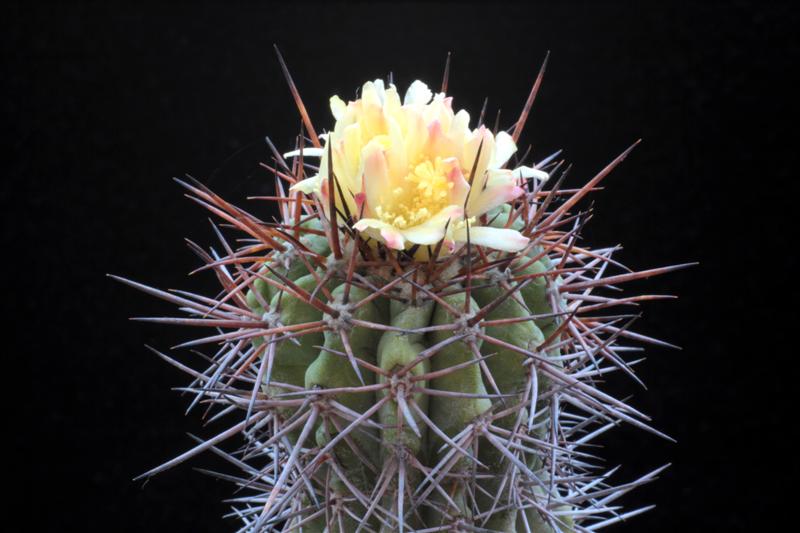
[468,181,525,217]
[443,96,453,110]
[491,131,517,168]
[352,218,406,250]
[354,173,374,217]
[319,175,330,204]
[439,157,470,203]
[400,205,463,245]
[361,141,391,211]
[404,80,433,106]
[428,119,443,139]
[426,119,453,155]
[352,218,385,231]
[424,95,454,131]
[354,192,366,215]
[381,227,406,250]
[452,226,530,252]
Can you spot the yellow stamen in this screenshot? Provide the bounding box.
[376,157,456,229]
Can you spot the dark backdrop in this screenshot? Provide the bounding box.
[5,1,796,531]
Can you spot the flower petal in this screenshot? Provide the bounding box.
[404,80,433,106]
[384,85,402,116]
[289,175,321,195]
[330,95,347,121]
[452,226,529,252]
[283,147,325,159]
[426,119,454,156]
[491,131,517,168]
[469,183,525,217]
[449,109,470,145]
[461,126,495,187]
[439,157,470,204]
[341,123,363,179]
[385,115,408,179]
[353,218,406,250]
[403,107,428,162]
[512,166,550,182]
[354,192,366,214]
[361,141,391,213]
[400,205,463,245]
[362,80,383,107]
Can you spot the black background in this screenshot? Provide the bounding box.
[5,1,796,531]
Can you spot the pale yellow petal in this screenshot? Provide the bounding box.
[400,205,463,245]
[331,142,357,203]
[340,123,363,182]
[403,107,428,162]
[461,126,495,187]
[449,109,470,145]
[491,131,517,168]
[361,80,382,107]
[361,141,392,213]
[452,226,529,252]
[384,85,402,117]
[289,175,321,195]
[383,116,407,179]
[330,95,346,121]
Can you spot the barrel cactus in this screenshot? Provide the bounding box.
[116,53,689,532]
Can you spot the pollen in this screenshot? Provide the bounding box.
[377,157,456,229]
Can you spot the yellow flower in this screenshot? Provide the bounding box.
[287,79,548,253]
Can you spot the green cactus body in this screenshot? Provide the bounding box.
[238,246,572,531]
[305,284,385,495]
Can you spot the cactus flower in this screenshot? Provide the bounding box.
[288,79,547,252]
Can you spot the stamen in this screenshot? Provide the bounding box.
[377,156,458,229]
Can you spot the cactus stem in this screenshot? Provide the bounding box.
[313,344,389,377]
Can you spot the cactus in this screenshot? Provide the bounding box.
[116,53,690,532]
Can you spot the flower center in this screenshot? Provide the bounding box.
[374,157,455,229]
